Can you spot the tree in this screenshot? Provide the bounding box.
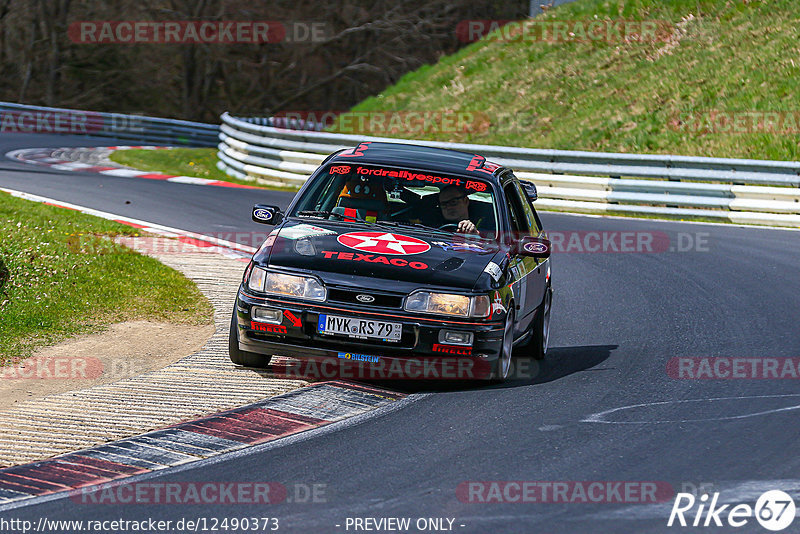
[0,0,530,121]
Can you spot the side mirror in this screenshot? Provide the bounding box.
[252,204,283,225]
[518,236,550,259]
[519,180,538,202]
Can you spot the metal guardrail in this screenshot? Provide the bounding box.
[217,113,800,228]
[0,102,219,147]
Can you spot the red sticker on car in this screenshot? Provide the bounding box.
[283,310,302,327]
[466,154,484,172]
[466,154,498,176]
[251,322,287,334]
[339,142,371,157]
[321,251,428,270]
[432,344,473,356]
[337,232,430,255]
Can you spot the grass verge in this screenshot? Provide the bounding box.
[109,148,299,191]
[109,148,231,181]
[331,0,800,162]
[0,192,213,364]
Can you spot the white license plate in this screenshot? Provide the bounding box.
[317,314,402,342]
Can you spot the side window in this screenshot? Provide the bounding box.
[503,182,530,240]
[513,180,541,235]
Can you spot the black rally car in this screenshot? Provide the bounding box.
[230,142,552,380]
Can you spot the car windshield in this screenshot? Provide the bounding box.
[289,163,498,239]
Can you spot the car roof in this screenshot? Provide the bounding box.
[328,141,508,182]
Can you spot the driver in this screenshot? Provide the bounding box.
[438,185,487,234]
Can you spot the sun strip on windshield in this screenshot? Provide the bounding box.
[328,163,491,192]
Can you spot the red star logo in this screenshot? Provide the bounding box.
[337,232,430,255]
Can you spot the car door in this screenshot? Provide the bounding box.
[511,177,548,312]
[501,175,539,336]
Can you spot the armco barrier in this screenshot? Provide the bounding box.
[0,101,218,147]
[216,113,800,228]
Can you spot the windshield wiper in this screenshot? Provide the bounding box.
[296,210,331,218]
[381,221,497,242]
[296,212,448,234]
[296,210,382,227]
[379,221,457,236]
[330,211,373,225]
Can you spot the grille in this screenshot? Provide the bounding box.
[327,288,403,309]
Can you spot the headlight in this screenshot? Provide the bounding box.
[248,266,267,292]
[405,291,490,318]
[248,268,326,301]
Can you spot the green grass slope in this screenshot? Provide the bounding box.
[335,0,800,161]
[0,193,212,363]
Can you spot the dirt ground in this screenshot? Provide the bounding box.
[0,321,215,412]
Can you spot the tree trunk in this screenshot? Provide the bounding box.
[37,0,71,106]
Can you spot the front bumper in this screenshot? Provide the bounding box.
[235,288,504,379]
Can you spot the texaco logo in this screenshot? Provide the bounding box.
[337,232,430,255]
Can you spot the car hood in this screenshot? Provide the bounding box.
[259,220,506,290]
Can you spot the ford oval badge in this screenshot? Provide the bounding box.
[524,242,548,254]
[254,208,273,221]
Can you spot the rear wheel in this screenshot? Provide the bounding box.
[529,285,552,361]
[229,308,272,368]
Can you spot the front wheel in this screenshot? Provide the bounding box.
[229,307,272,368]
[491,309,515,382]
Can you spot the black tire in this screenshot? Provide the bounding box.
[229,308,272,368]
[528,285,552,361]
[491,308,515,382]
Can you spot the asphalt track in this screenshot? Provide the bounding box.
[2,133,800,533]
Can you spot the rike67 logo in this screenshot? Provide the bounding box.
[668,490,796,531]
